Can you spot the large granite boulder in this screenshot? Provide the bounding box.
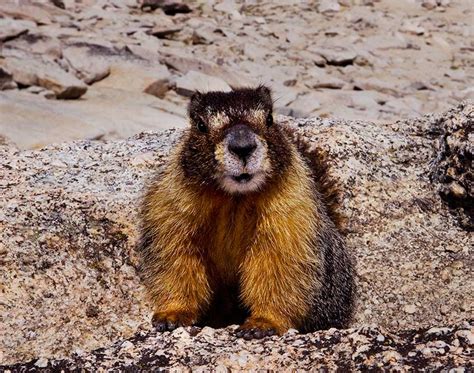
[0,103,472,369]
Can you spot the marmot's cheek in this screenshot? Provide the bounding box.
[214,142,227,172]
[246,138,270,174]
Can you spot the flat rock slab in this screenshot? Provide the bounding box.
[0,4,52,26]
[0,88,186,149]
[0,103,472,366]
[175,70,232,97]
[0,55,87,99]
[62,46,111,85]
[0,18,34,42]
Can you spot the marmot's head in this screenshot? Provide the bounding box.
[180,86,292,194]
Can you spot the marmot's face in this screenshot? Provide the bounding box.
[181,86,291,194]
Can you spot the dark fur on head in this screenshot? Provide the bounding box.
[180,85,292,194]
[188,85,273,120]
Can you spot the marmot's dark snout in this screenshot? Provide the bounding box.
[227,124,257,162]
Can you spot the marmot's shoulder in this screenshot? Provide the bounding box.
[282,126,344,230]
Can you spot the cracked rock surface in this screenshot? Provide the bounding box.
[0,103,472,369]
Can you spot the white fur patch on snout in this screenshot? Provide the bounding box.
[215,134,270,194]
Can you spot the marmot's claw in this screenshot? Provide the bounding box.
[152,319,178,332]
[152,311,196,332]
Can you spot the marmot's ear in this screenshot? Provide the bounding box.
[257,85,271,96]
[256,85,273,110]
[188,91,203,120]
[190,91,203,105]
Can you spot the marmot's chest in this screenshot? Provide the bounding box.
[205,201,258,283]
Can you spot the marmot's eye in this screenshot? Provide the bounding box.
[266,113,273,127]
[196,120,207,133]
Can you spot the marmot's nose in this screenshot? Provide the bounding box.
[227,124,257,161]
[229,142,257,161]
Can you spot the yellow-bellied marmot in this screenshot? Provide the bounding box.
[138,86,355,339]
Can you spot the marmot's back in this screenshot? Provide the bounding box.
[138,86,356,339]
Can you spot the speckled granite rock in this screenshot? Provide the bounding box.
[0,103,472,368]
[3,322,473,371]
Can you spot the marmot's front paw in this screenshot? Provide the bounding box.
[235,317,281,340]
[152,310,196,332]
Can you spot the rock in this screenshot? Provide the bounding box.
[0,55,87,99]
[404,305,418,314]
[62,47,111,85]
[3,323,472,370]
[146,25,182,39]
[191,26,217,45]
[161,52,252,88]
[4,33,62,59]
[319,0,341,14]
[24,85,56,99]
[448,182,467,198]
[144,78,170,98]
[429,102,473,230]
[353,77,400,95]
[0,0,469,144]
[50,0,66,9]
[426,327,452,336]
[422,0,438,10]
[140,0,192,15]
[440,304,450,315]
[94,62,170,93]
[34,357,49,368]
[0,4,53,25]
[41,90,57,100]
[0,18,33,42]
[456,329,474,345]
[270,84,299,110]
[214,0,242,19]
[287,92,322,117]
[25,85,57,100]
[305,69,346,89]
[0,88,187,149]
[361,34,409,51]
[0,67,16,90]
[400,21,426,35]
[37,71,87,99]
[25,85,47,94]
[174,70,231,97]
[0,104,473,366]
[243,43,269,61]
[310,46,358,66]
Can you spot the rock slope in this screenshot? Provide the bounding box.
[1,0,473,148]
[0,103,472,368]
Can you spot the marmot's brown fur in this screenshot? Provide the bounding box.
[138,86,355,339]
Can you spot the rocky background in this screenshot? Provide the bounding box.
[1,0,473,370]
[0,0,473,148]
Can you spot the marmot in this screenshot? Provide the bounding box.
[138,86,355,339]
